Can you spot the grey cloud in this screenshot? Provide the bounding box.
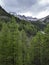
[28,1,49,15]
[1,0,38,13]
[0,0,49,17]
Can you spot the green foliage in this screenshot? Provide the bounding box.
[0,16,49,65]
[45,24,49,34]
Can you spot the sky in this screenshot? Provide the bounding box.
[0,0,49,19]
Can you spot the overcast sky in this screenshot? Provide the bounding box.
[0,0,49,18]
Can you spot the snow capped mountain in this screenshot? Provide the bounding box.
[16,15,38,21]
[26,16,37,21]
[9,11,49,22]
[39,15,49,23]
[0,6,49,24]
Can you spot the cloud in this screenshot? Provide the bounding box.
[0,0,4,6]
[35,10,49,18]
[0,0,37,12]
[0,0,49,18]
[38,0,49,5]
[18,12,33,17]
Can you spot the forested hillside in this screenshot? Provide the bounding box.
[0,6,49,65]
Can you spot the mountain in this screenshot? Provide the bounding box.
[13,13,49,23]
[0,6,11,16]
[0,6,12,21]
[26,16,37,21]
[39,15,49,23]
[16,15,38,21]
[16,15,27,20]
[0,6,49,31]
[9,12,38,21]
[0,6,49,24]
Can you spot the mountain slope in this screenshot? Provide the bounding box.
[0,6,11,16]
[39,15,49,23]
[16,15,38,21]
[0,6,49,23]
[0,6,12,21]
[0,6,49,30]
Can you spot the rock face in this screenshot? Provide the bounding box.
[16,15,38,21]
[16,14,49,23]
[39,15,49,23]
